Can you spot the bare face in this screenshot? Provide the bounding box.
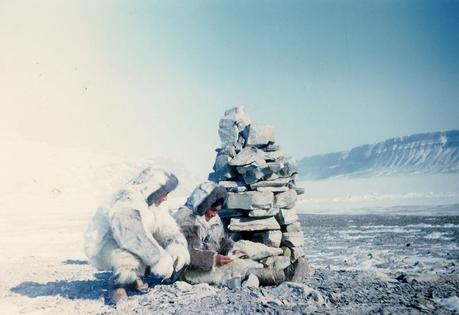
[154,194,168,207]
[205,204,222,221]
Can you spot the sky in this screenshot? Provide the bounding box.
[1,0,458,174]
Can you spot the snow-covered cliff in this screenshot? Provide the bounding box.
[298,130,459,180]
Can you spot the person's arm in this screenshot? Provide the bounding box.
[153,210,190,271]
[109,208,173,277]
[182,225,218,271]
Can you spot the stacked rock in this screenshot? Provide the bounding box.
[208,106,306,268]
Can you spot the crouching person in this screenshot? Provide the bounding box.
[174,181,309,287]
[83,168,190,303]
[173,182,260,286]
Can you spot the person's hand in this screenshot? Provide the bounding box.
[150,253,174,278]
[166,244,190,272]
[215,255,232,267]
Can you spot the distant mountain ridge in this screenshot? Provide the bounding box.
[298,130,459,180]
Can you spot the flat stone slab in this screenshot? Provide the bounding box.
[276,208,299,225]
[228,217,281,232]
[233,240,283,260]
[256,186,290,193]
[251,230,282,248]
[229,147,266,167]
[264,143,280,152]
[226,191,274,210]
[244,124,275,146]
[274,189,297,209]
[218,181,248,193]
[282,231,305,247]
[249,207,280,218]
[250,177,291,189]
[283,221,302,233]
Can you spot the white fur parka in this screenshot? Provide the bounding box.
[83,168,190,278]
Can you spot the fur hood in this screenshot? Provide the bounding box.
[185,181,228,216]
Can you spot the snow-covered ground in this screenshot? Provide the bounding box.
[1,139,458,314]
[0,140,199,314]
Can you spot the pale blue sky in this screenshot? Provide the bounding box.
[1,0,458,174]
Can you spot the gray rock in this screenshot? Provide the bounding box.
[265,144,281,152]
[236,164,272,185]
[173,281,193,292]
[223,106,252,132]
[278,157,298,177]
[226,191,274,210]
[242,273,259,288]
[272,282,327,307]
[291,247,306,261]
[218,119,239,147]
[282,231,305,247]
[218,107,251,147]
[251,230,283,248]
[228,217,281,232]
[233,240,283,260]
[267,162,283,173]
[274,189,297,209]
[276,208,299,225]
[243,124,275,146]
[250,177,291,189]
[283,221,302,233]
[218,181,248,193]
[256,186,290,193]
[262,255,292,269]
[249,207,280,218]
[229,147,266,167]
[264,150,283,162]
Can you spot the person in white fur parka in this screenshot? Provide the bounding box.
[83,167,190,302]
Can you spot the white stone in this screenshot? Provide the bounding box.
[244,124,275,146]
[226,191,274,210]
[233,240,283,260]
[229,147,266,167]
[274,189,297,209]
[228,217,281,232]
[242,273,259,288]
[283,221,302,233]
[250,177,291,189]
[249,207,280,218]
[251,230,283,248]
[276,208,299,225]
[256,186,290,193]
[282,231,305,247]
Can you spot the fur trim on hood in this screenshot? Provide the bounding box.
[185,181,228,216]
[128,167,179,206]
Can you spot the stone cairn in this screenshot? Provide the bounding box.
[209,106,306,270]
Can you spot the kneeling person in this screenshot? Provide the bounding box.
[84,168,190,302]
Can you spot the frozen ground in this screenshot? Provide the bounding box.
[1,140,458,314]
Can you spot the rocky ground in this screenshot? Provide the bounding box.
[1,214,458,314]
